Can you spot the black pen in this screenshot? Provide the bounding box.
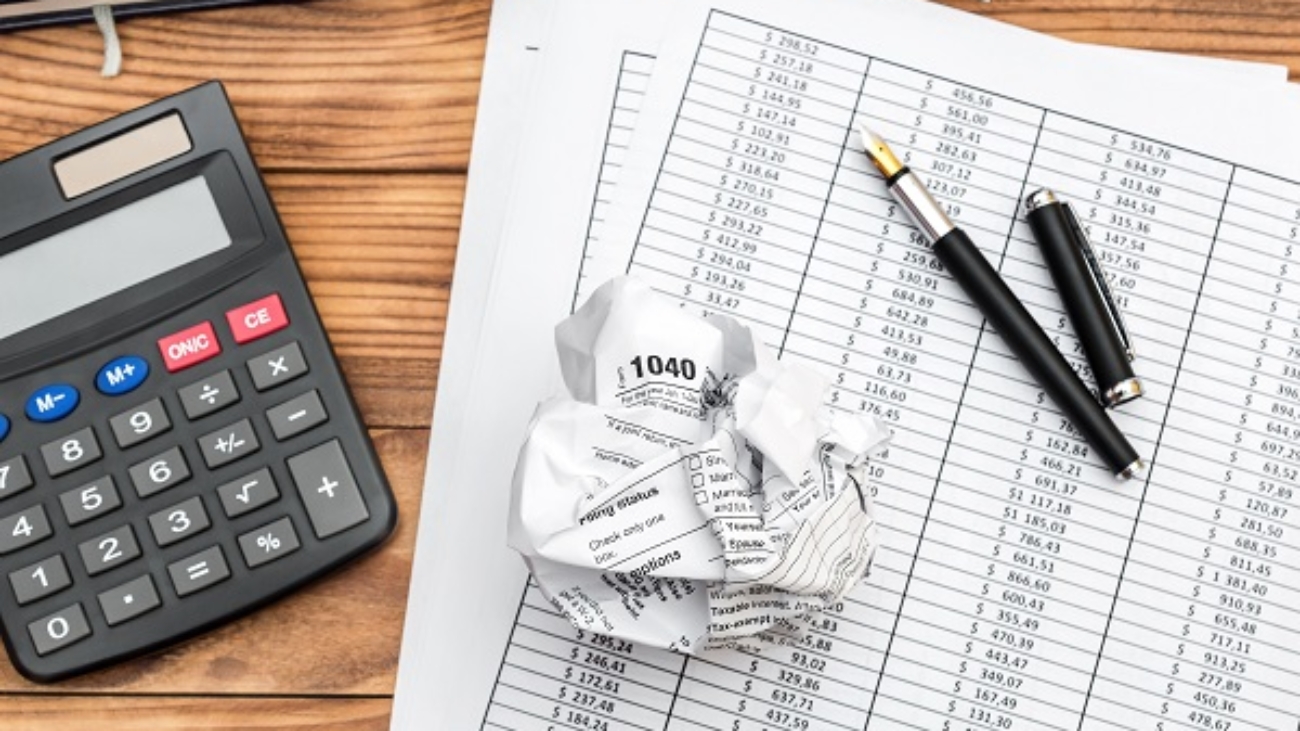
[857,122,1143,480]
[1025,188,1143,408]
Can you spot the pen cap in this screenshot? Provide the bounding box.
[1025,191,1141,407]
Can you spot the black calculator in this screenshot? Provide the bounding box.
[0,82,398,681]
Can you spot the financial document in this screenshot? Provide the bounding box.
[390,1,1300,729]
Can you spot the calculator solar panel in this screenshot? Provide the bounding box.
[0,82,397,681]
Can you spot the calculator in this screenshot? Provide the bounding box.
[0,82,398,681]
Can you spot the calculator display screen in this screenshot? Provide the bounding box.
[0,177,232,341]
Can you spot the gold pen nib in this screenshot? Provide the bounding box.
[858,120,905,179]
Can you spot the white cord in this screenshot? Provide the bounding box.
[93,4,123,78]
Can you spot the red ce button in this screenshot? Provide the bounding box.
[227,294,290,345]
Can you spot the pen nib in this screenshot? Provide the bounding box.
[857,120,905,179]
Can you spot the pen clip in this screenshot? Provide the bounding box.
[1061,202,1137,362]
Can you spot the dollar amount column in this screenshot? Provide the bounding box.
[626,11,870,350]
[1082,168,1300,730]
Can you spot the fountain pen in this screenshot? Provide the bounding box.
[857,122,1143,480]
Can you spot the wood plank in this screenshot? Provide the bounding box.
[0,0,491,171]
[0,428,428,695]
[0,697,391,730]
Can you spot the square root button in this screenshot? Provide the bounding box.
[287,440,370,539]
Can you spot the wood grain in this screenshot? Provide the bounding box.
[3,0,1300,726]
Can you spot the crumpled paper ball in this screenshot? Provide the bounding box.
[509,277,890,653]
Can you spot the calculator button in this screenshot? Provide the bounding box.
[178,370,240,420]
[198,418,260,470]
[227,294,289,345]
[28,603,91,656]
[238,516,301,568]
[217,468,280,519]
[129,446,192,498]
[96,355,150,396]
[109,398,172,449]
[0,414,9,443]
[247,341,309,392]
[9,554,72,605]
[288,440,370,539]
[158,321,221,373]
[0,455,34,501]
[267,390,328,441]
[59,476,122,526]
[148,496,211,547]
[78,524,141,576]
[0,504,53,555]
[167,545,231,597]
[25,384,80,423]
[98,574,161,627]
[40,427,102,478]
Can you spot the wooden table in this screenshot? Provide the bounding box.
[0,1,1296,727]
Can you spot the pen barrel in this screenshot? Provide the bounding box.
[930,228,1141,478]
[1026,202,1138,403]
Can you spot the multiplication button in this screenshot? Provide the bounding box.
[238,517,301,568]
[287,440,369,539]
[198,418,260,469]
[267,390,327,441]
[0,505,52,555]
[28,603,90,656]
[109,398,172,449]
[247,341,308,392]
[178,370,240,420]
[40,427,101,478]
[98,575,161,626]
[167,545,230,597]
[217,468,279,518]
[9,555,71,605]
[0,455,33,501]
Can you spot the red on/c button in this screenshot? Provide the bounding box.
[227,294,289,345]
[158,322,221,373]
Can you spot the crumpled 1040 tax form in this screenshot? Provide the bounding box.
[509,277,891,653]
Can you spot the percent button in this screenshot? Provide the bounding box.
[237,516,301,569]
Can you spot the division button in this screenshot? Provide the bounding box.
[217,468,280,519]
[59,475,122,526]
[128,446,192,498]
[0,455,33,501]
[98,574,162,626]
[148,495,211,547]
[28,603,91,656]
[226,294,289,345]
[78,524,141,576]
[9,554,72,606]
[198,418,260,470]
[267,390,328,441]
[0,504,53,555]
[25,384,80,423]
[95,355,150,396]
[178,369,241,420]
[238,517,301,569]
[158,321,221,373]
[109,397,172,449]
[287,440,370,539]
[40,427,102,478]
[167,545,231,597]
[247,341,309,392]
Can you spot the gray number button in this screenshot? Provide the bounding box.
[238,517,301,568]
[288,440,370,539]
[167,545,231,597]
[78,524,141,576]
[98,575,162,626]
[0,504,52,555]
[198,418,260,470]
[247,341,308,391]
[28,603,91,656]
[148,496,211,547]
[178,369,240,420]
[109,398,172,449]
[0,456,33,501]
[129,446,191,498]
[217,468,280,519]
[9,554,71,605]
[266,390,328,441]
[40,427,102,478]
[59,476,122,526]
